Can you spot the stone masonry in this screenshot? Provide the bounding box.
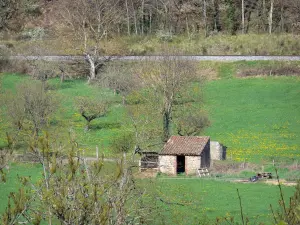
[210,141,224,160]
[185,156,201,175]
[159,155,176,175]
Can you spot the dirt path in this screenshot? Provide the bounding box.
[232,179,298,186]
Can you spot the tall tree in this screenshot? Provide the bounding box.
[135,53,198,142]
[60,0,121,82]
[5,81,57,137]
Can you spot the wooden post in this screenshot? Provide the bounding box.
[96,145,99,160]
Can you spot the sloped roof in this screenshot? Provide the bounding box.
[160,136,210,156]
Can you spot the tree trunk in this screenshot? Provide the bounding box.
[242,0,245,34]
[203,0,208,37]
[125,0,130,35]
[269,0,274,34]
[280,0,284,32]
[131,0,138,35]
[246,11,252,33]
[262,0,266,32]
[141,0,145,35]
[116,152,127,225]
[85,54,96,82]
[149,10,152,34]
[212,0,221,31]
[60,73,65,83]
[186,16,190,36]
[85,121,91,132]
[163,110,171,142]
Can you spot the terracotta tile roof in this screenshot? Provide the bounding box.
[160,136,210,156]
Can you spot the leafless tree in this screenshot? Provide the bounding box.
[175,111,210,136]
[60,0,122,83]
[4,81,57,137]
[135,52,199,142]
[100,62,139,104]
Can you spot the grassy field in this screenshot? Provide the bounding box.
[0,74,126,156]
[0,61,300,224]
[204,77,300,162]
[0,163,42,214]
[152,177,296,224]
[0,163,296,224]
[1,61,300,161]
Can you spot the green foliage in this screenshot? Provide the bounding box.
[76,96,108,130]
[20,27,45,40]
[1,188,31,225]
[274,180,300,224]
[110,132,135,154]
[224,0,239,35]
[125,91,145,105]
[1,67,300,161]
[0,133,149,225]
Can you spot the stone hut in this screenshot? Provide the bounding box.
[159,136,210,175]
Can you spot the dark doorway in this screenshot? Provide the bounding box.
[177,155,185,173]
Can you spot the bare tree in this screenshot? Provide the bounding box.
[5,81,57,137]
[175,111,210,136]
[20,82,57,136]
[100,62,139,104]
[135,53,199,142]
[60,0,122,83]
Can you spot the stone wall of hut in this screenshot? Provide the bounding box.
[159,155,176,175]
[210,141,225,160]
[185,156,201,175]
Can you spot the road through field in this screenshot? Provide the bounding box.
[10,55,300,62]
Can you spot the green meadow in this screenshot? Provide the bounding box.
[1,61,300,223]
[0,163,296,224]
[1,61,300,161]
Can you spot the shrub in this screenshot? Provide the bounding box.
[110,132,135,154]
[0,47,10,72]
[18,27,46,40]
[156,30,173,42]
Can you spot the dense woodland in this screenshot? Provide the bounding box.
[1,0,300,38]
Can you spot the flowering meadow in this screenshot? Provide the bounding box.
[204,77,300,162]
